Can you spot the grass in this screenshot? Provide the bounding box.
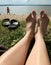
[0,20,26,48]
[0,20,51,60]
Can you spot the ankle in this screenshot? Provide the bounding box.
[35,27,43,40]
[26,30,34,40]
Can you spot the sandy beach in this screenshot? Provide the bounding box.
[0,14,51,21]
[0,14,26,21]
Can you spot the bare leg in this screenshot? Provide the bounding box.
[25,11,50,65]
[0,11,36,65]
[0,32,33,65]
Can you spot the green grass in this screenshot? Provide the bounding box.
[0,20,26,48]
[44,21,51,41]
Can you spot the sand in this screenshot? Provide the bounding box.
[0,14,51,21]
[0,14,27,21]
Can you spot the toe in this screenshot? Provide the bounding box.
[32,10,36,18]
[40,10,44,15]
[40,10,45,18]
[40,10,49,22]
[26,13,32,22]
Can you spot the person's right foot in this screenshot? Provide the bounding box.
[26,11,36,38]
[38,11,49,35]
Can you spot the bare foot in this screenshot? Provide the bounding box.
[26,11,36,38]
[38,10,49,35]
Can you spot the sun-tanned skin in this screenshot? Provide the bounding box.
[38,11,49,35]
[25,11,50,65]
[26,11,36,37]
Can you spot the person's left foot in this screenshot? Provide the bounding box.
[38,11,49,35]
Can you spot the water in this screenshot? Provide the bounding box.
[0,6,51,16]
